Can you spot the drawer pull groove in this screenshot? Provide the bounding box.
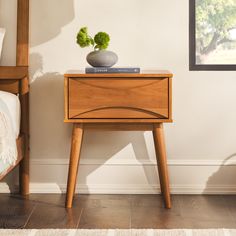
[70,106,166,119]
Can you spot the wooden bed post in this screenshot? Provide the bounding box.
[17,0,30,195]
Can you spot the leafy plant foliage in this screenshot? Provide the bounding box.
[196,0,236,63]
[77,27,110,50]
[94,32,110,50]
[76,27,94,48]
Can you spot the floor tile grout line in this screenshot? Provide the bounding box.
[2,194,236,229]
[76,207,84,228]
[23,203,38,229]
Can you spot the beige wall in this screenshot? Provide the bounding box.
[1,0,236,193]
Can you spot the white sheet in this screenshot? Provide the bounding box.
[0,91,20,175]
[0,91,20,137]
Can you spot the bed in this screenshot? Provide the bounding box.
[0,90,21,175]
[0,0,29,195]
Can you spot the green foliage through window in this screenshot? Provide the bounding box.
[196,0,236,64]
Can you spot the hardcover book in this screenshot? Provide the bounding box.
[85,67,140,74]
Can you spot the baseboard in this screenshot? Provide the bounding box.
[1,158,236,194]
[31,158,236,166]
[35,183,236,194]
[1,183,236,194]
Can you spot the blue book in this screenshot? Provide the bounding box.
[85,67,140,74]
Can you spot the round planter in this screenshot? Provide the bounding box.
[86,50,118,67]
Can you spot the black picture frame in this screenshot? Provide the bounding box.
[189,0,236,71]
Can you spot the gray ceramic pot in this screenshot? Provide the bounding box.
[86,50,118,67]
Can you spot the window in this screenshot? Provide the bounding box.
[189,0,236,70]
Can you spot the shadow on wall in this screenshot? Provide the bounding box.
[30,53,71,159]
[79,131,159,192]
[203,154,236,194]
[29,0,75,158]
[29,52,159,191]
[30,0,75,47]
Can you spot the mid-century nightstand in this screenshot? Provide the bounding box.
[64,70,173,208]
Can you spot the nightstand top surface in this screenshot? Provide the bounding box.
[65,70,173,78]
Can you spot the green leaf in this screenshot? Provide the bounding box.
[94,32,110,50]
[76,27,93,48]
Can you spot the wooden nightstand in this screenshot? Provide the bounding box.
[64,70,173,208]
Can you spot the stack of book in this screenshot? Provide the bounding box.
[85,67,140,74]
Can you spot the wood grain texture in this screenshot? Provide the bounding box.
[131,195,182,229]
[78,206,131,229]
[83,123,154,131]
[153,124,171,209]
[0,0,30,193]
[177,195,235,228]
[65,70,173,78]
[64,76,69,120]
[66,124,84,208]
[0,80,20,94]
[0,194,235,229]
[19,84,30,195]
[0,194,36,229]
[68,78,169,119]
[168,77,172,119]
[64,72,173,208]
[64,118,173,123]
[17,0,29,66]
[17,0,30,195]
[0,66,28,80]
[26,203,82,229]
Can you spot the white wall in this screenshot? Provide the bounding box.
[1,0,236,194]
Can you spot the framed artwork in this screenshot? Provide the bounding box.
[189,0,236,70]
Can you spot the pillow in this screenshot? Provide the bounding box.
[0,28,6,60]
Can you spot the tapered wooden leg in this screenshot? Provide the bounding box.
[65,124,84,208]
[153,123,171,209]
[19,133,29,195]
[19,82,30,196]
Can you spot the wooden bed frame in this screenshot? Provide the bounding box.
[0,0,29,195]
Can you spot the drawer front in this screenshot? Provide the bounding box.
[68,78,169,119]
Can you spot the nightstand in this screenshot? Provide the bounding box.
[64,70,173,208]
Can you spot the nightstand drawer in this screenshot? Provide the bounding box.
[68,78,169,119]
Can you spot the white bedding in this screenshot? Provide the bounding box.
[0,91,20,137]
[0,91,21,175]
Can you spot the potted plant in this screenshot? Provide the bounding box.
[76,27,118,67]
